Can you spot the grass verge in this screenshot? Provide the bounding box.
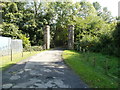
[0,51,42,71]
[62,50,119,88]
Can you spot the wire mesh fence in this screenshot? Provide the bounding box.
[0,36,23,70]
[0,36,23,57]
[11,39,23,54]
[0,36,43,70]
[0,37,11,57]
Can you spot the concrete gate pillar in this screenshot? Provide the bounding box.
[68,25,74,50]
[44,25,50,49]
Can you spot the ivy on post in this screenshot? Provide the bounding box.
[68,25,74,50]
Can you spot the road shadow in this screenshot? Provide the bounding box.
[2,49,88,88]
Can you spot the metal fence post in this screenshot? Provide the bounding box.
[11,48,12,61]
[22,51,23,57]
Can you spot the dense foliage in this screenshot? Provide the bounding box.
[0,1,119,56]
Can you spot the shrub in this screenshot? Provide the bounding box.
[23,46,31,52]
[112,22,120,57]
[75,22,120,57]
[18,34,30,48]
[23,46,43,52]
[76,35,100,52]
[31,46,43,51]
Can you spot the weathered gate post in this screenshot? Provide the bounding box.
[68,25,74,50]
[44,25,50,49]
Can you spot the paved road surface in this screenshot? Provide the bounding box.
[2,49,88,88]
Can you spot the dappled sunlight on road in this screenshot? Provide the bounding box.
[2,49,88,88]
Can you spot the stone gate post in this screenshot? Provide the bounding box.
[68,25,74,50]
[44,25,50,49]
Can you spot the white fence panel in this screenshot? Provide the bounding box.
[0,36,23,57]
[11,39,23,54]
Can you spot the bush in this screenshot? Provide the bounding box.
[18,34,30,48]
[76,35,100,52]
[31,46,43,51]
[23,46,43,52]
[75,22,120,57]
[23,46,31,52]
[112,22,120,57]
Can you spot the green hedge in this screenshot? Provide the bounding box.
[23,46,43,52]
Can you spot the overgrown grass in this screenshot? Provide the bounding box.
[63,50,119,88]
[0,51,42,71]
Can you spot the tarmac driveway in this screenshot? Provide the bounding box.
[2,49,88,88]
